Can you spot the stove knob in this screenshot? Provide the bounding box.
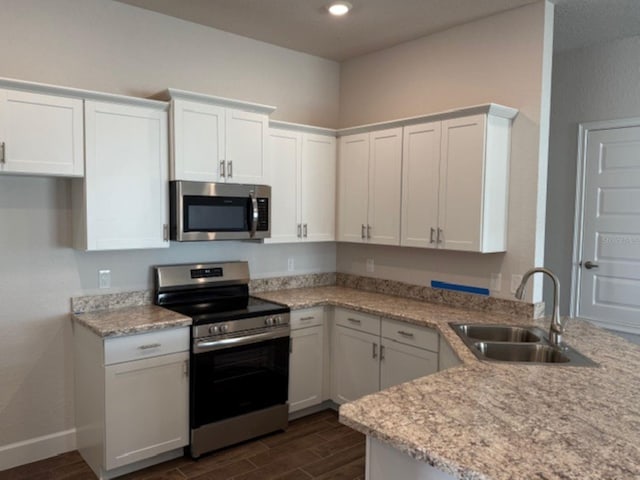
[275,316,282,325]
[265,317,273,326]
[209,325,219,335]
[220,324,229,333]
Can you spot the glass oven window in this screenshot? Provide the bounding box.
[191,336,289,427]
[184,196,250,232]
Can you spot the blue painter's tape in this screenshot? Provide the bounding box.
[431,280,490,296]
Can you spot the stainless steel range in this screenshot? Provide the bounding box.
[154,261,290,458]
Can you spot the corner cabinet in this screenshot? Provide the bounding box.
[0,87,83,177]
[401,105,517,252]
[337,128,403,245]
[74,324,189,480]
[268,123,336,243]
[163,89,275,184]
[73,99,169,250]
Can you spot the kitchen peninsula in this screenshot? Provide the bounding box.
[256,285,640,480]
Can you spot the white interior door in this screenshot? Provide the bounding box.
[577,123,640,334]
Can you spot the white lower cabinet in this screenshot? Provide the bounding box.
[288,307,326,413]
[74,324,189,479]
[331,308,439,404]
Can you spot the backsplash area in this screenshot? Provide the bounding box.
[72,272,541,319]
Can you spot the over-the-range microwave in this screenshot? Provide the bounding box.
[169,180,270,241]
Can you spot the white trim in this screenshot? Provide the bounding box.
[159,88,276,115]
[269,119,336,136]
[570,115,640,318]
[0,428,76,471]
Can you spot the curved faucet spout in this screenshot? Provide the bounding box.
[514,267,563,347]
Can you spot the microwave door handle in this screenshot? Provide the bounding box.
[250,192,259,238]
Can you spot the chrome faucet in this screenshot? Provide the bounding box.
[515,267,564,347]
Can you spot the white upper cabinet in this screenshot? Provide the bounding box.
[0,88,83,177]
[75,100,169,251]
[400,105,517,253]
[337,127,402,245]
[268,123,336,243]
[165,89,275,184]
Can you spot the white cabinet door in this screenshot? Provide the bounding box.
[301,133,336,242]
[332,325,379,404]
[105,351,189,470]
[82,101,169,250]
[171,99,225,182]
[268,128,301,243]
[338,133,369,243]
[0,89,83,176]
[368,128,402,245]
[225,109,269,184]
[439,115,486,252]
[401,122,441,248]
[379,339,438,390]
[289,325,324,413]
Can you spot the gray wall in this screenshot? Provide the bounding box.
[0,0,339,455]
[337,2,554,302]
[545,35,640,315]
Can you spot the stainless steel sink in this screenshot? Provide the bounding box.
[454,324,541,342]
[449,323,597,366]
[473,342,570,363]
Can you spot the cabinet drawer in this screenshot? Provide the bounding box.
[104,327,189,365]
[291,307,324,330]
[334,308,380,335]
[381,319,438,352]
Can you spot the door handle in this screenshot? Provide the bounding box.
[372,343,378,359]
[297,224,302,238]
[366,224,371,239]
[220,160,226,178]
[437,228,443,244]
[430,227,435,244]
[380,344,385,361]
[583,261,599,269]
[303,223,308,238]
[227,160,233,178]
[361,224,366,239]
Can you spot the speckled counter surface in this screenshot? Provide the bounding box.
[72,305,192,337]
[256,286,640,480]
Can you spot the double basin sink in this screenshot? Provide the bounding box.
[450,323,597,366]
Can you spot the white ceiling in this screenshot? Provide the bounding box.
[115,0,640,61]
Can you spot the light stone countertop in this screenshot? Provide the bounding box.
[255,286,640,480]
[71,305,192,337]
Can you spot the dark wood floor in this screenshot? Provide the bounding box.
[0,410,365,480]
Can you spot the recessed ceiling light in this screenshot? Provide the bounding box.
[328,1,352,16]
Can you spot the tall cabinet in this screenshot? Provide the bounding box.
[337,127,403,245]
[268,122,336,243]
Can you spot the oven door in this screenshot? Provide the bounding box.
[191,328,290,428]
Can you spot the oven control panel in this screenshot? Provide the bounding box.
[264,315,285,326]
[193,313,291,340]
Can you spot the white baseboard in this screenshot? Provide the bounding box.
[0,428,76,472]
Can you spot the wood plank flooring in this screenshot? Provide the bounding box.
[0,410,365,480]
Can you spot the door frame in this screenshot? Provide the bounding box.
[570,116,640,319]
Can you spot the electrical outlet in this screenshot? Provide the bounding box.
[287,257,295,272]
[511,274,523,294]
[490,273,502,292]
[99,269,111,289]
[366,258,374,273]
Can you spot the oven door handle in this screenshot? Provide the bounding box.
[194,328,289,353]
[249,192,259,238]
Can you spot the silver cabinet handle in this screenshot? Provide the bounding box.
[220,160,226,178]
[347,317,362,325]
[367,224,371,239]
[398,330,414,338]
[361,224,366,239]
[183,359,189,377]
[163,224,169,242]
[380,345,385,361]
[303,224,308,238]
[372,343,378,359]
[0,142,5,163]
[138,343,161,350]
[227,160,233,178]
[297,224,302,238]
[583,261,599,269]
[299,316,315,322]
[437,228,443,244]
[430,227,435,244]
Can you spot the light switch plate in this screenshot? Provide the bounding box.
[99,269,111,289]
[287,257,295,272]
[366,258,374,273]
